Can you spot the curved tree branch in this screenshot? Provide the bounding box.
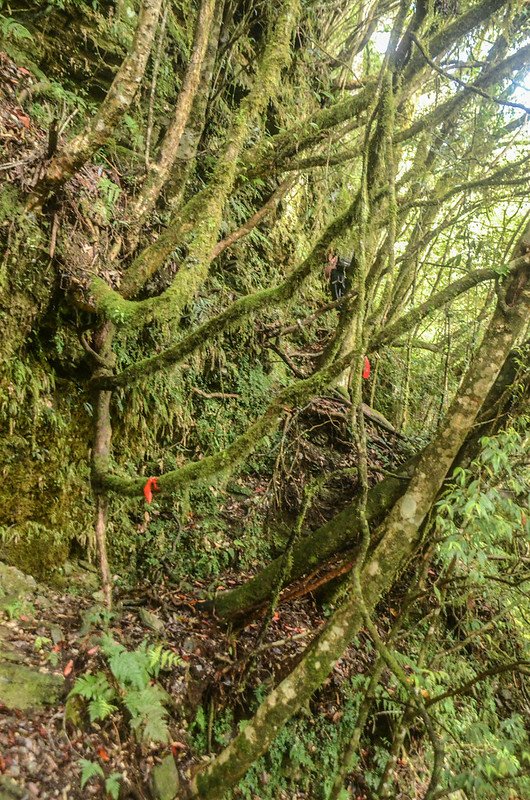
[370,257,529,352]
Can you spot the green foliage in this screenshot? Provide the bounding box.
[33,635,52,652]
[407,427,530,800]
[78,759,122,798]
[32,635,59,666]
[437,428,530,579]
[105,772,122,800]
[121,113,145,152]
[98,176,122,214]
[80,605,115,634]
[70,672,117,721]
[0,14,33,43]
[189,705,208,754]
[1,597,35,620]
[79,758,104,788]
[231,675,366,799]
[2,2,530,797]
[68,635,183,743]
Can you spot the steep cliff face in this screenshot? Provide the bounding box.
[0,10,150,574]
[1,37,89,573]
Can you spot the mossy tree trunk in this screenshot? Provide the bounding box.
[211,331,528,622]
[30,0,163,205]
[181,229,530,799]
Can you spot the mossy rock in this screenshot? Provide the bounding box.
[0,659,64,710]
[0,562,36,601]
[0,775,26,799]
[50,560,100,594]
[152,754,180,800]
[1,524,70,581]
[0,566,63,709]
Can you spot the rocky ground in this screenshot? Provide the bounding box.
[1,560,372,800]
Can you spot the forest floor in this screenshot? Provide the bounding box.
[0,560,381,800]
[0,388,411,800]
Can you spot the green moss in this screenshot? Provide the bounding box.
[0,360,93,579]
[213,471,408,619]
[1,522,70,579]
[0,195,52,368]
[0,184,22,224]
[0,660,64,709]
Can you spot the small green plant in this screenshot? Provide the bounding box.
[80,604,115,634]
[2,598,35,620]
[33,635,60,666]
[98,176,121,213]
[69,635,183,743]
[33,635,52,651]
[0,13,33,43]
[70,672,118,722]
[79,759,122,799]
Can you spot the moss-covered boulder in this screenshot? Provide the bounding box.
[0,563,64,709]
[152,754,180,800]
[0,775,26,799]
[0,658,63,710]
[0,562,36,608]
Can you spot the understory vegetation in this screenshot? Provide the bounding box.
[0,0,529,797]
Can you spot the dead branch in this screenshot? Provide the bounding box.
[268,342,308,379]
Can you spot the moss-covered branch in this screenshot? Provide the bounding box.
[370,258,528,351]
[403,155,530,211]
[29,0,163,203]
[93,342,365,497]
[395,44,530,145]
[209,177,295,260]
[211,470,412,620]
[125,0,216,232]
[182,225,530,800]
[241,0,507,178]
[214,334,529,623]
[117,0,300,303]
[410,33,530,116]
[91,204,355,385]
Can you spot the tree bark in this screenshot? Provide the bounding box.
[212,333,529,623]
[90,322,116,607]
[181,228,530,799]
[126,0,217,232]
[119,0,300,302]
[211,470,410,620]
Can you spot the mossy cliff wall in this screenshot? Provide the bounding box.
[0,187,92,576]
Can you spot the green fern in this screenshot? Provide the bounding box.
[88,696,119,723]
[0,14,33,42]
[70,671,114,700]
[78,760,122,798]
[69,637,178,744]
[105,773,122,800]
[147,643,183,676]
[124,685,170,743]
[70,672,117,721]
[109,648,150,689]
[79,759,104,789]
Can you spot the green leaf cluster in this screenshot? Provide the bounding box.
[69,635,183,743]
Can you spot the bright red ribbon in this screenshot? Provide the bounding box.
[143,476,160,503]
